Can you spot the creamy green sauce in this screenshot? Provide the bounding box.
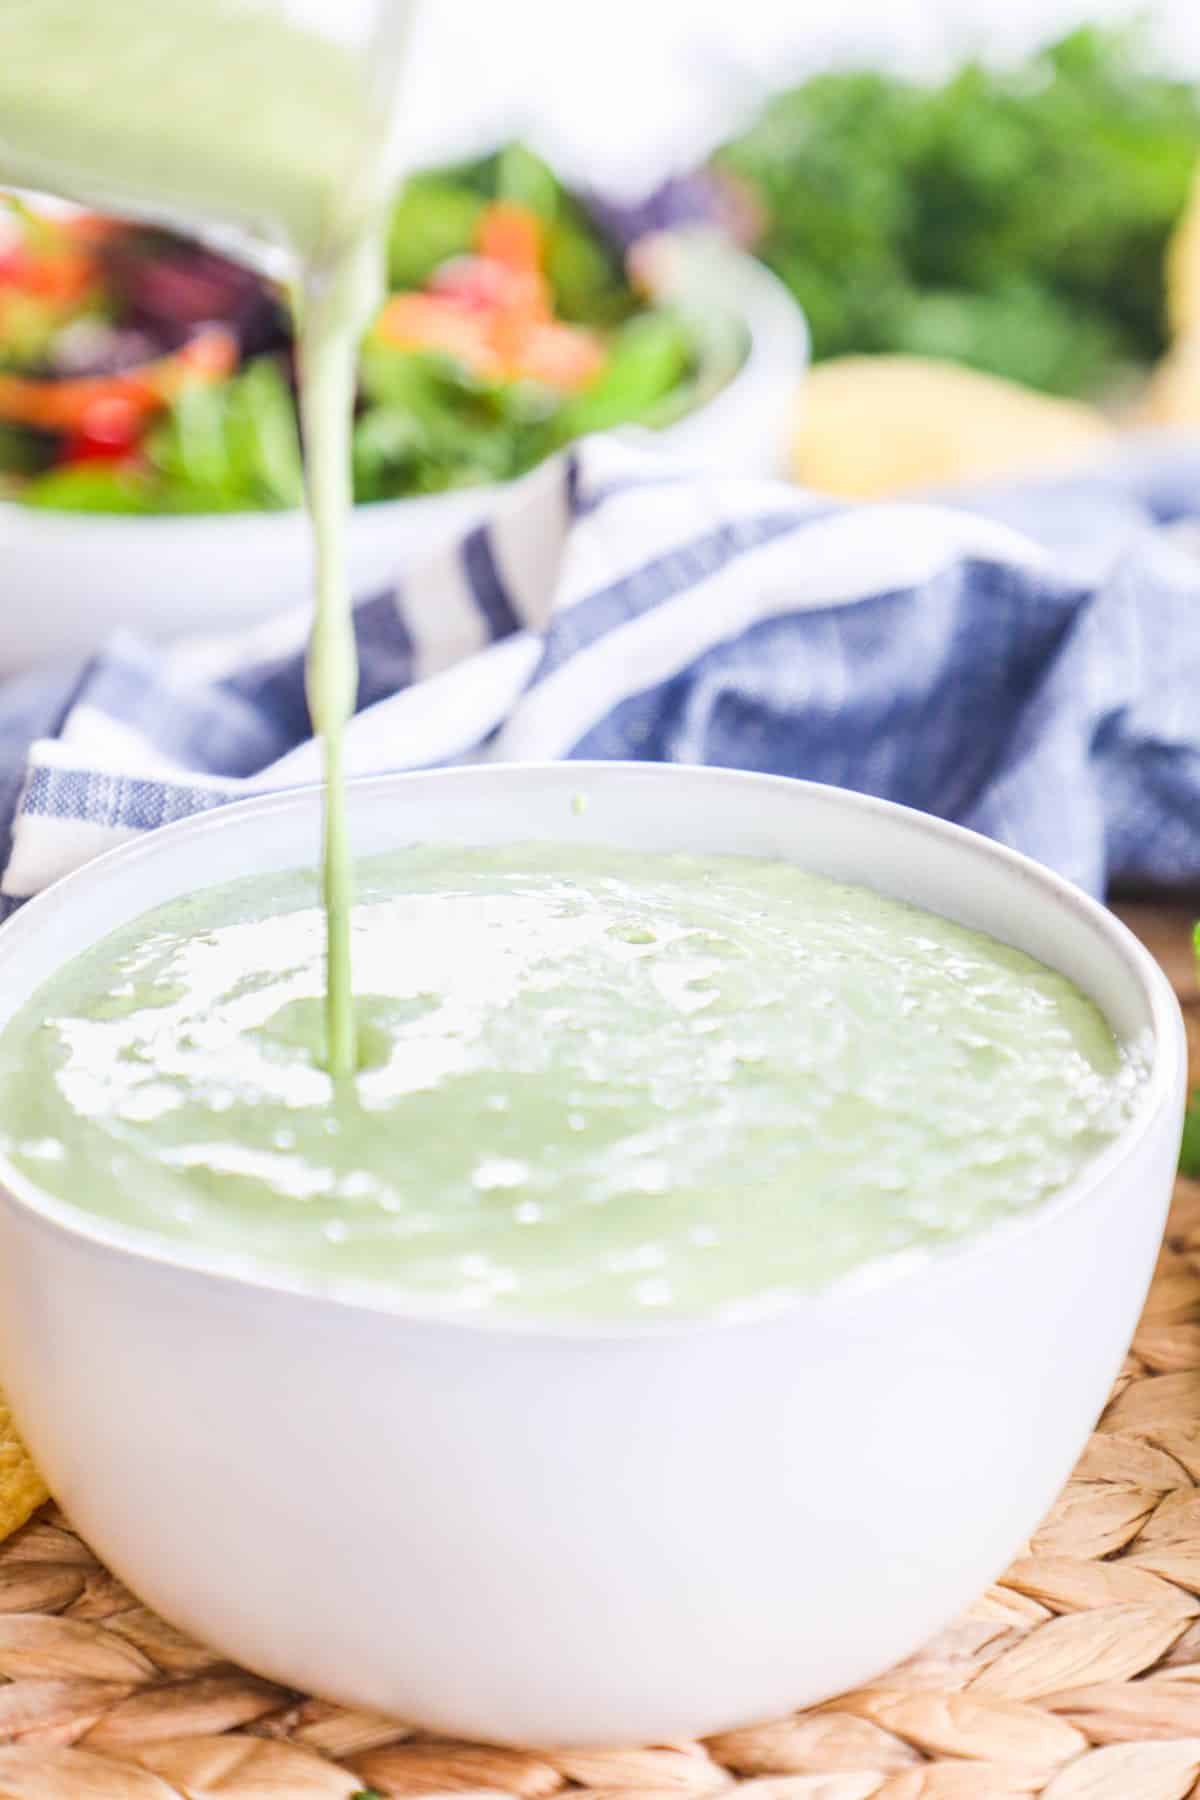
[0,0,414,1075]
[0,1,395,263]
[0,847,1149,1320]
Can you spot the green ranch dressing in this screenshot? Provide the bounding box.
[0,0,415,1073]
[0,846,1151,1319]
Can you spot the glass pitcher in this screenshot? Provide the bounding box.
[0,0,418,277]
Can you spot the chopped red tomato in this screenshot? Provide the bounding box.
[62,393,145,463]
[428,256,517,313]
[429,253,544,326]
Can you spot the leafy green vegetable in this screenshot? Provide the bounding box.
[1183,1099,1200,1179]
[357,340,453,412]
[1,143,735,513]
[25,357,310,516]
[495,141,560,221]
[19,463,159,512]
[225,357,306,506]
[716,25,1200,397]
[554,310,694,439]
[146,356,304,511]
[0,422,55,478]
[354,347,562,498]
[545,199,632,328]
[889,283,1128,398]
[358,264,727,495]
[385,139,629,319]
[618,238,752,427]
[386,178,485,291]
[1188,923,1200,1180]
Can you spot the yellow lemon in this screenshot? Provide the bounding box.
[0,1391,48,1544]
[790,355,1113,499]
[1138,157,1200,426]
[1167,161,1200,342]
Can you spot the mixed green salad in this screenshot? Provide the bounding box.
[716,25,1200,399]
[0,145,745,514]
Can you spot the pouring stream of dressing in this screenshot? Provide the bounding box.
[297,240,382,1076]
[0,0,418,1075]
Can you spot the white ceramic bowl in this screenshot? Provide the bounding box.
[0,764,1184,1746]
[0,252,807,675]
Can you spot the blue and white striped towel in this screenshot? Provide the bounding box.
[2,431,1200,919]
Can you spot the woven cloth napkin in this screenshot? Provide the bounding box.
[2,431,1200,918]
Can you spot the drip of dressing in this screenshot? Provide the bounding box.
[0,0,416,1074]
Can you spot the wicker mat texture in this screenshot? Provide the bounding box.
[0,911,1192,1800]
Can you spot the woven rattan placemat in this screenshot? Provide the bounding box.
[0,910,1192,1800]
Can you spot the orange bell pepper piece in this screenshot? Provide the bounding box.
[477,203,544,277]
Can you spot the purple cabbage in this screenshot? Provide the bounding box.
[582,169,760,253]
[101,232,289,359]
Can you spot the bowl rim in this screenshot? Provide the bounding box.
[0,246,807,543]
[0,762,1184,1341]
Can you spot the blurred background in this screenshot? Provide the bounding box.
[400,0,1200,190]
[6,0,1200,658]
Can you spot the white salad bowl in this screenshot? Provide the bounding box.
[0,251,807,675]
[0,763,1184,1746]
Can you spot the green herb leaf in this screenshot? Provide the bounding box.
[546,208,632,328]
[224,356,305,508]
[1183,1098,1200,1180]
[716,24,1200,396]
[17,464,159,513]
[0,421,56,478]
[554,308,693,441]
[1183,923,1200,1178]
[495,142,562,221]
[386,178,485,291]
[146,355,303,512]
